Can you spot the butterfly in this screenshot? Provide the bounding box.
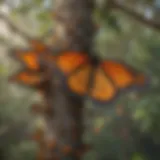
[10,39,148,104]
[53,51,148,104]
[10,39,55,71]
[9,39,57,93]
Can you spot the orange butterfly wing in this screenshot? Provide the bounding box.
[67,59,146,103]
[11,48,55,71]
[13,50,40,70]
[67,64,91,95]
[10,70,44,87]
[101,61,146,89]
[67,65,117,102]
[29,39,56,65]
[12,40,55,70]
[56,52,89,75]
[89,67,117,102]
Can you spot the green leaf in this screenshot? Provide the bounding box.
[132,153,145,160]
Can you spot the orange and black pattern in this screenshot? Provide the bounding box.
[53,51,148,103]
[10,40,148,103]
[9,40,54,90]
[10,40,54,71]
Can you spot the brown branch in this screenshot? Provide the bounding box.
[0,12,53,42]
[111,0,160,30]
[0,12,31,40]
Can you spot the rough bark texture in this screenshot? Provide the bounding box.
[53,0,95,53]
[36,0,95,160]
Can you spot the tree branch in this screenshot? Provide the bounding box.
[0,12,53,42]
[0,12,31,40]
[111,0,160,30]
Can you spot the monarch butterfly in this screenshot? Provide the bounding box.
[10,39,148,103]
[10,40,55,71]
[53,51,148,103]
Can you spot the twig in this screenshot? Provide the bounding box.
[111,0,160,30]
[0,12,53,42]
[0,12,31,40]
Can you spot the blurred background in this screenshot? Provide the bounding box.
[0,0,160,159]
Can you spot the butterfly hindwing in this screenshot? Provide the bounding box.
[10,48,56,71]
[89,67,117,102]
[67,64,91,95]
[9,69,44,87]
[67,64,118,103]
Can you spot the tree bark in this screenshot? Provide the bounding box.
[52,0,95,52]
[36,0,95,160]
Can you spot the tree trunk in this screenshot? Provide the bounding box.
[53,0,95,53]
[36,0,95,160]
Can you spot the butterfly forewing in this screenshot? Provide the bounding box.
[15,50,40,70]
[12,49,56,71]
[56,52,89,75]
